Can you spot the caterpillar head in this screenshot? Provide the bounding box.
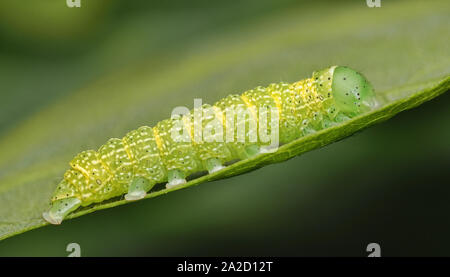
[331,66,377,114]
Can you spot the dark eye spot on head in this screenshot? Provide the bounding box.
[66,194,69,196]
[320,84,323,86]
[343,77,346,80]
[328,77,331,80]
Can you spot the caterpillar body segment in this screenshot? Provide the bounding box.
[43,66,377,224]
[182,104,233,172]
[123,126,167,186]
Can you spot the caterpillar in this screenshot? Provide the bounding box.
[43,65,377,224]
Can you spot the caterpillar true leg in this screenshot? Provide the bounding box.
[124,177,153,201]
[166,169,187,189]
[42,197,81,225]
[335,113,351,123]
[302,126,317,136]
[321,118,336,129]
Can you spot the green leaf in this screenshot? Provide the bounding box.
[0,0,449,241]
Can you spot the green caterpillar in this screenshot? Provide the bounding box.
[43,65,377,224]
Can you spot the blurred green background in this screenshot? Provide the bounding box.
[0,0,449,256]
